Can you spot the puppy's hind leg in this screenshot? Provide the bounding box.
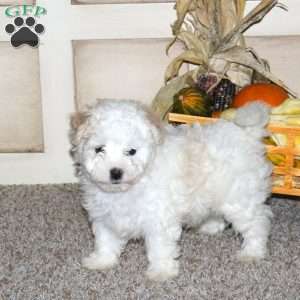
[224,201,272,261]
[82,223,127,270]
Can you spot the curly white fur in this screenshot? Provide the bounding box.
[70,99,273,281]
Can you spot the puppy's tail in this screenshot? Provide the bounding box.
[233,101,270,138]
[234,101,270,128]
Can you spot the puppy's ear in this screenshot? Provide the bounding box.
[69,112,89,147]
[70,112,88,130]
[145,109,164,145]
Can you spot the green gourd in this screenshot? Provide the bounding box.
[172,87,212,117]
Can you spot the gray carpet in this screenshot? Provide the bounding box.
[0,184,299,300]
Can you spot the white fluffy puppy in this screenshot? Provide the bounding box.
[70,99,273,281]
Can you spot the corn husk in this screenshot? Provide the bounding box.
[270,115,300,126]
[217,0,279,52]
[220,108,237,121]
[164,0,296,91]
[271,98,300,115]
[267,152,286,166]
[269,132,300,152]
[165,0,256,85]
[213,46,295,96]
[270,133,287,147]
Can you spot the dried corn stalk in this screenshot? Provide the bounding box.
[152,0,297,118]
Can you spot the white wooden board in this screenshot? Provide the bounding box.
[0,0,33,5]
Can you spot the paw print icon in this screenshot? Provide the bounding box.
[5,16,45,48]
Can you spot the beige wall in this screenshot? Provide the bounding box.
[246,36,300,96]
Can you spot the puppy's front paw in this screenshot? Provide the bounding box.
[146,260,179,281]
[237,246,267,262]
[82,252,118,270]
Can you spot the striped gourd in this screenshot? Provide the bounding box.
[172,87,212,117]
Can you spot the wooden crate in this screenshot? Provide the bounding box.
[168,113,300,197]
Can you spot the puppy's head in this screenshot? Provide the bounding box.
[70,99,163,192]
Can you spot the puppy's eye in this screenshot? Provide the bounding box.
[126,148,137,156]
[95,145,105,154]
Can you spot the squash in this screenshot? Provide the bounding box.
[232,83,288,108]
[172,87,212,117]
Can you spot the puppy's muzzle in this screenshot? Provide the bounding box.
[110,168,123,183]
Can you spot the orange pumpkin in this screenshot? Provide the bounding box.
[232,83,288,108]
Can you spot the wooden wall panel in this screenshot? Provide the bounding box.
[0,42,43,152]
[73,39,184,111]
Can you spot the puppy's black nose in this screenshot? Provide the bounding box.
[110,168,123,181]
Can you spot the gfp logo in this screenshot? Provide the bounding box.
[4,5,46,48]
